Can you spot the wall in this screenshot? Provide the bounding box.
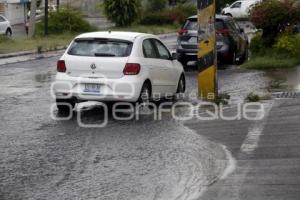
[5,3,27,24]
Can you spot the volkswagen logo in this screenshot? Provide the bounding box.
[90,63,97,70]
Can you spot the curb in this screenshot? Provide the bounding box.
[0,46,67,59]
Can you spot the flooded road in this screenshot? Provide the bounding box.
[1,33,300,199]
[0,57,230,200]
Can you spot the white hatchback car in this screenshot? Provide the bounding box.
[53,32,185,112]
[222,0,261,18]
[0,15,12,36]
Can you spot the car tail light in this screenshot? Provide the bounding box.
[57,60,66,72]
[123,63,141,75]
[217,29,229,37]
[178,28,188,35]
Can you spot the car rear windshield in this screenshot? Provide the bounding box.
[184,19,198,30]
[216,19,225,30]
[68,38,133,57]
[184,18,226,31]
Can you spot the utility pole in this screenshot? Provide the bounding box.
[28,0,37,37]
[44,0,48,36]
[197,0,217,100]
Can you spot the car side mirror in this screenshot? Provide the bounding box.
[226,3,230,7]
[171,52,178,60]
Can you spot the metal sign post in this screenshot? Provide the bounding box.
[197,0,217,100]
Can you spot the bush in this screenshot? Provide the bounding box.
[140,3,196,25]
[249,33,265,55]
[170,3,197,23]
[146,0,167,12]
[102,0,141,27]
[36,8,94,35]
[274,35,300,57]
[140,12,173,25]
[249,0,300,46]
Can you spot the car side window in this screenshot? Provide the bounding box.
[143,39,158,58]
[153,39,171,60]
[0,16,5,22]
[231,2,242,8]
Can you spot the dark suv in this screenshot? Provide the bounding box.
[177,15,249,66]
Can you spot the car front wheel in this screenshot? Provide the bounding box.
[5,28,12,37]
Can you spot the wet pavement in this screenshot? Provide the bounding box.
[1,35,300,200]
[0,56,231,200]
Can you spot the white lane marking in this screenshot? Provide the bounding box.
[240,102,274,153]
[219,144,237,180]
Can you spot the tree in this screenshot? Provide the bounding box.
[29,0,37,37]
[102,0,141,27]
[249,0,300,46]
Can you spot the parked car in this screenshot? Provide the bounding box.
[0,15,12,36]
[221,0,261,18]
[177,15,249,66]
[53,32,186,113]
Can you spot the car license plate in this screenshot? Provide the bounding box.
[84,84,100,93]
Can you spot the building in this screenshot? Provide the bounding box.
[0,0,30,25]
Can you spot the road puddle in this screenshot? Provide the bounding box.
[265,66,300,92]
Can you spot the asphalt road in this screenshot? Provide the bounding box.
[0,36,300,200]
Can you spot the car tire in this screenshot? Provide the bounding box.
[239,45,249,65]
[231,51,236,65]
[138,82,152,104]
[225,13,233,17]
[5,28,12,37]
[56,98,75,114]
[176,74,186,94]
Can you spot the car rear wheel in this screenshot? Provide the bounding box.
[138,82,151,104]
[231,51,236,65]
[239,46,249,65]
[56,98,75,114]
[176,74,186,94]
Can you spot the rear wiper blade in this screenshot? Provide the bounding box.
[94,53,116,57]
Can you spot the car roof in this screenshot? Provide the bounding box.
[75,31,153,42]
[187,14,231,20]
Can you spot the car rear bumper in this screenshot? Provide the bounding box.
[53,73,143,102]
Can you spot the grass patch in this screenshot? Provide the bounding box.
[102,23,180,35]
[245,92,272,102]
[0,24,180,54]
[0,33,76,54]
[242,55,300,69]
